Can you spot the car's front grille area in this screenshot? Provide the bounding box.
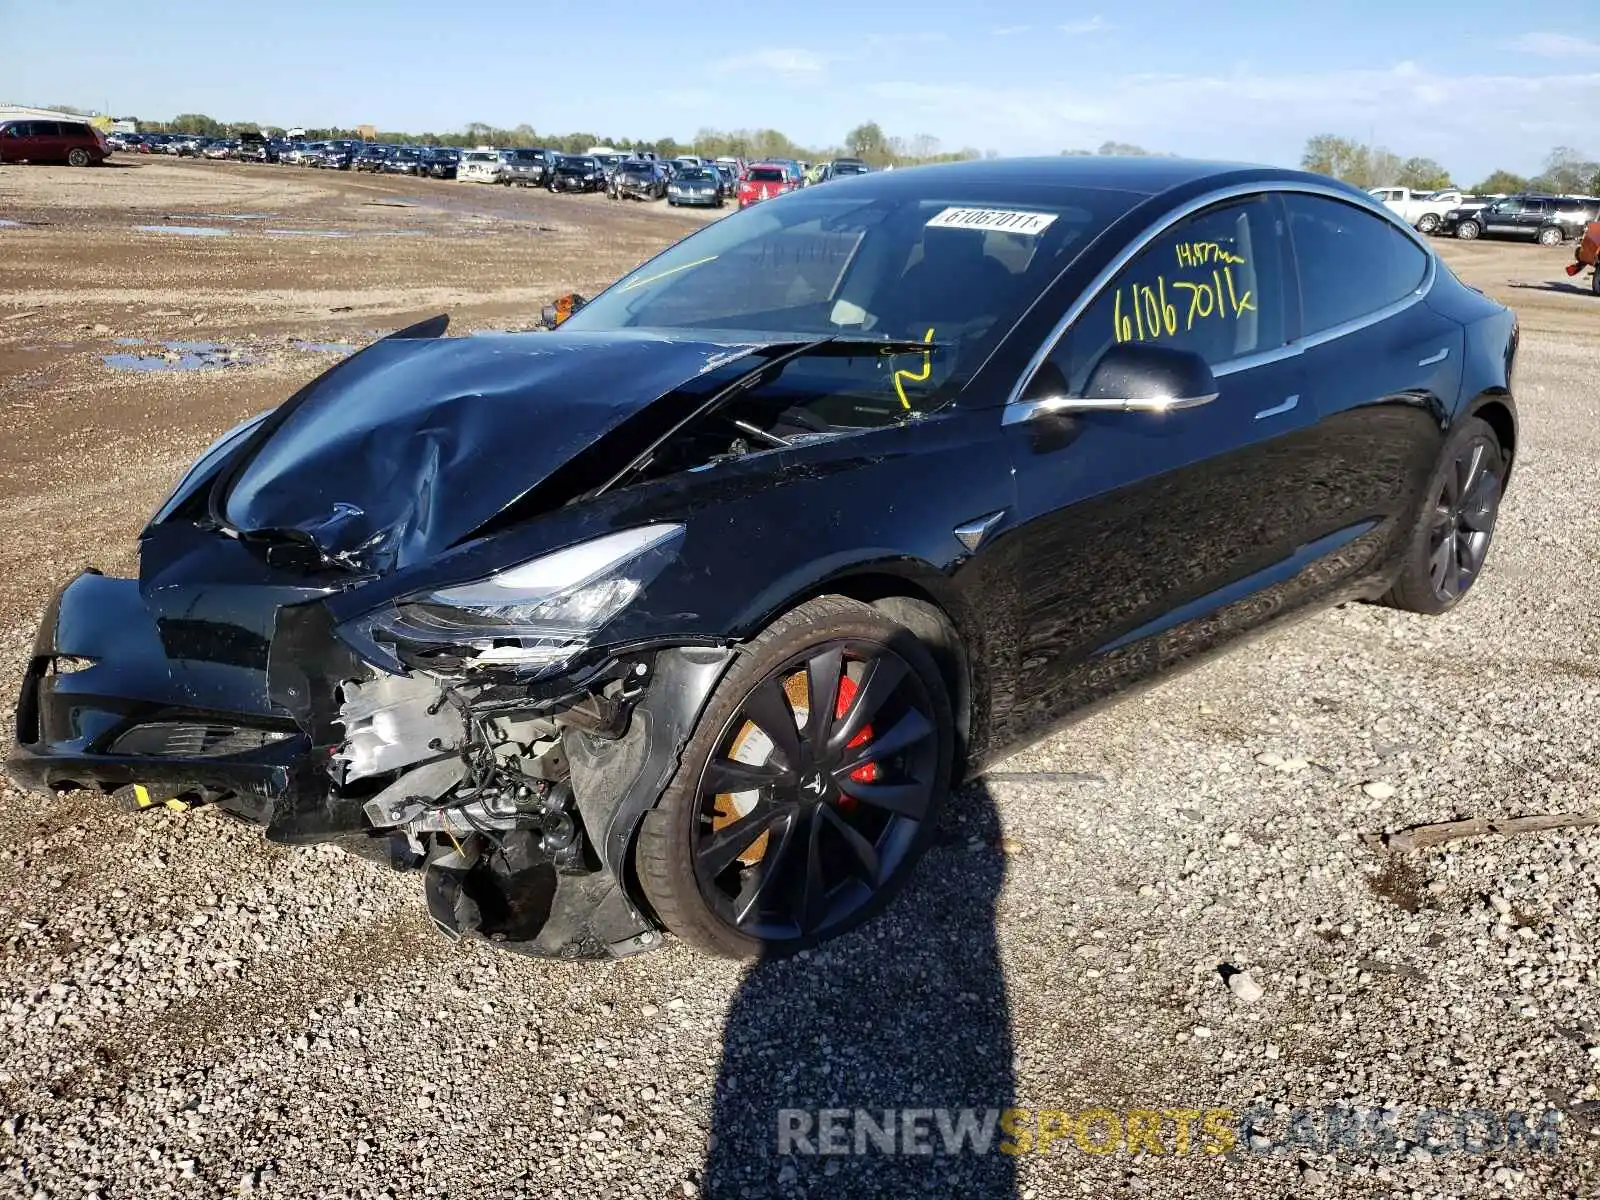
[109,722,293,758]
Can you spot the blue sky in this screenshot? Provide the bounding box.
[8,0,1598,182]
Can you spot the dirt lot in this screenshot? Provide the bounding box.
[1,159,1598,1200]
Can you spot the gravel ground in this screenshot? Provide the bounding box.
[1,159,1598,1199]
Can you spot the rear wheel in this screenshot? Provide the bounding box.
[1538,225,1563,247]
[635,596,954,960]
[1381,416,1505,615]
[1416,213,1440,235]
[67,148,91,167]
[1455,219,1481,240]
[1592,268,1600,297]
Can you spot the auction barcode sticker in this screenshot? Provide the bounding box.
[925,207,1059,235]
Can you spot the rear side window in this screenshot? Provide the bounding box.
[1284,194,1428,336]
[61,122,91,137]
[1058,196,1288,389]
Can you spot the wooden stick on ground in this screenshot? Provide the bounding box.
[1384,813,1600,852]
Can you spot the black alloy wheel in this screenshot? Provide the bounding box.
[636,596,954,959]
[1427,433,1502,602]
[1382,416,1504,614]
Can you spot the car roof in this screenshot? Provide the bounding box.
[793,155,1375,208]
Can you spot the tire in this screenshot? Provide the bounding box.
[1538,226,1563,247]
[1380,416,1505,615]
[67,148,91,168]
[635,595,955,960]
[1592,268,1600,297]
[1416,213,1439,235]
[1455,219,1481,240]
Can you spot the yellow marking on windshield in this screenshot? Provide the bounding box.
[892,328,936,410]
[619,254,720,292]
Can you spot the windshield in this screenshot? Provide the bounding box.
[747,167,786,183]
[834,163,868,174]
[678,169,715,182]
[463,151,496,163]
[562,189,1121,415]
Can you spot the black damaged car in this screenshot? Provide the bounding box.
[7,158,1518,963]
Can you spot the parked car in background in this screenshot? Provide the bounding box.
[236,133,276,163]
[737,162,797,208]
[384,147,425,176]
[713,162,737,194]
[498,147,550,187]
[457,149,504,184]
[667,165,724,207]
[1368,186,1465,234]
[422,147,459,179]
[320,140,358,170]
[611,158,667,200]
[355,144,391,172]
[1442,194,1599,244]
[819,157,871,184]
[201,139,233,160]
[0,117,110,166]
[549,154,605,193]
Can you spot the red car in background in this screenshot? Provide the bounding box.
[737,162,798,208]
[0,117,110,166]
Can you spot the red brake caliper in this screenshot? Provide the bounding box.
[833,675,878,810]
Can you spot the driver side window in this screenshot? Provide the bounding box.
[1041,197,1288,396]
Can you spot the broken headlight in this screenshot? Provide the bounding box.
[340,524,684,676]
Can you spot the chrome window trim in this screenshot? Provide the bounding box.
[1004,179,1439,407]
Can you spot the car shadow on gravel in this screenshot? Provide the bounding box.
[702,780,1015,1198]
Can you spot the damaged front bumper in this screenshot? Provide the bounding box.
[7,569,735,960]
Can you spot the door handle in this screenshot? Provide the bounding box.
[1005,391,1217,424]
[1253,394,1299,420]
[1417,347,1450,367]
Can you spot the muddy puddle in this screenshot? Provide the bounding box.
[133,224,231,237]
[102,341,250,372]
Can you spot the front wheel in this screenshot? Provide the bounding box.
[1538,226,1563,247]
[635,596,955,960]
[1416,213,1440,234]
[1380,416,1505,615]
[1455,219,1481,240]
[67,148,91,167]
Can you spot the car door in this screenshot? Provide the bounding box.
[981,193,1321,748]
[1516,199,1547,238]
[1281,192,1458,593]
[1482,198,1521,237]
[0,120,47,162]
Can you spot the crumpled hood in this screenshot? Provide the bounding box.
[218,330,762,573]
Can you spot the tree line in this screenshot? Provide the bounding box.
[1298,134,1600,196]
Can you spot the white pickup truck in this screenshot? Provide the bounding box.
[1367,187,1469,234]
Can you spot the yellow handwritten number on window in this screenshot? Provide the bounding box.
[892,327,936,410]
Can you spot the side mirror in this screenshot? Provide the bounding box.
[1008,343,1218,424]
